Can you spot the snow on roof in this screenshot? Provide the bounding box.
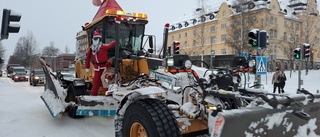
[169,0,311,32]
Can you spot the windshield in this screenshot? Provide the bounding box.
[34,71,44,75]
[87,17,146,57]
[13,68,25,72]
[16,72,27,75]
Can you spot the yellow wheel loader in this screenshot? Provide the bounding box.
[40,0,320,137]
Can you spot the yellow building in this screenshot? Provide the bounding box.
[168,0,320,70]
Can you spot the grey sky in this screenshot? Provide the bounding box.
[1,0,319,62]
[1,0,216,61]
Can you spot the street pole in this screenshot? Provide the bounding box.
[298,58,301,90]
[256,47,261,88]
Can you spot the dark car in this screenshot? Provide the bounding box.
[29,69,45,86]
[13,72,28,82]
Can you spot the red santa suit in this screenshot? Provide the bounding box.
[85,30,116,96]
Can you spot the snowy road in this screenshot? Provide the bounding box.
[0,77,115,137]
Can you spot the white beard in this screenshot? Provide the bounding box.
[91,41,102,55]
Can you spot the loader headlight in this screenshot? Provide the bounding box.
[184,60,192,69]
[167,58,174,66]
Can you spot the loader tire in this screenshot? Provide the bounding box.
[65,84,85,118]
[122,98,181,137]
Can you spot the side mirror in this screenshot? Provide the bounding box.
[148,36,153,49]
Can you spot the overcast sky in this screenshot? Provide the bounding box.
[9,0,320,62]
[0,0,220,61]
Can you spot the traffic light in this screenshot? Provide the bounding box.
[248,29,259,47]
[1,9,21,40]
[303,43,310,58]
[0,57,4,64]
[167,46,171,56]
[294,48,301,59]
[173,41,180,54]
[259,30,268,49]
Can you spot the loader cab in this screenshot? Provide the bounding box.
[86,15,149,59]
[79,10,152,92]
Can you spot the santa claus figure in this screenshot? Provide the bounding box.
[86,30,116,96]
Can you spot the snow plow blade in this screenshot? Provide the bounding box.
[210,93,320,137]
[39,57,68,118]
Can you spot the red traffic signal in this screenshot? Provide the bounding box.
[303,43,310,58]
[173,41,180,54]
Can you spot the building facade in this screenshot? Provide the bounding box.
[168,0,320,70]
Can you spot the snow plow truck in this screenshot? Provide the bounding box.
[40,0,320,136]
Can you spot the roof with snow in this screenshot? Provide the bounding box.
[170,0,318,32]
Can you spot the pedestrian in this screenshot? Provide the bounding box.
[272,68,281,93]
[278,70,287,93]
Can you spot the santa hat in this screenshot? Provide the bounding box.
[93,30,101,37]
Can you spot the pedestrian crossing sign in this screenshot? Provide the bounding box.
[256,56,267,75]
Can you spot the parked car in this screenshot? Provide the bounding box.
[29,69,45,86]
[13,72,28,82]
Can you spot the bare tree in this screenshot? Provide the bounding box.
[42,41,60,71]
[0,41,5,68]
[42,41,60,56]
[301,12,319,74]
[65,45,70,54]
[11,32,39,69]
[182,0,211,56]
[226,0,259,55]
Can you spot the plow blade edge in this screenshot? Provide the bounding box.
[210,95,320,137]
[39,57,68,117]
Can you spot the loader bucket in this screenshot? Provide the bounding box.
[39,57,68,117]
[210,94,320,137]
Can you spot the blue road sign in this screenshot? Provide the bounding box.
[256,56,267,75]
[240,52,248,60]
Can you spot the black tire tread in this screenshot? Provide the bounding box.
[124,98,181,137]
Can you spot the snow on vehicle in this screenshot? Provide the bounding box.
[39,0,320,136]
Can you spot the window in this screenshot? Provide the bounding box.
[296,35,299,43]
[274,18,277,24]
[223,10,226,17]
[185,32,188,37]
[274,30,277,39]
[248,18,253,25]
[193,30,196,36]
[269,30,273,38]
[290,22,294,28]
[221,49,226,55]
[210,26,216,32]
[211,36,216,44]
[184,41,188,47]
[172,36,174,40]
[283,47,287,55]
[295,23,299,30]
[290,33,293,41]
[274,46,277,54]
[284,20,287,27]
[179,34,181,39]
[283,32,287,40]
[221,34,227,42]
[221,24,227,30]
[270,16,273,24]
[193,40,196,46]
